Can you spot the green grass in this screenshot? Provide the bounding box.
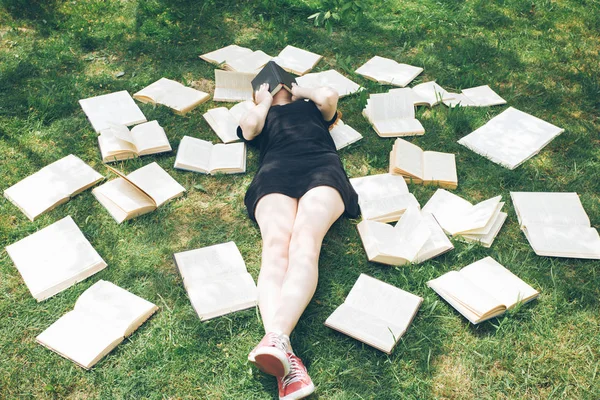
[1,0,599,398]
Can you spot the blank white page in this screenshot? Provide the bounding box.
[6,216,106,301]
[210,143,246,172]
[422,189,473,233]
[460,257,538,308]
[203,107,240,143]
[392,207,431,261]
[200,44,253,64]
[174,241,248,281]
[174,136,213,173]
[458,107,564,169]
[187,273,257,320]
[524,223,600,259]
[423,151,457,184]
[329,120,363,150]
[510,192,590,227]
[350,173,409,204]
[93,178,155,217]
[126,162,185,207]
[392,138,424,178]
[130,121,171,153]
[461,85,506,107]
[229,101,255,122]
[444,196,502,235]
[360,193,420,222]
[415,212,454,263]
[79,90,146,133]
[272,45,322,75]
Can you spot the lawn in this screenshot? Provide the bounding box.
[1,0,599,398]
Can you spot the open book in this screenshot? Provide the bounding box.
[200,44,253,65]
[363,91,424,137]
[36,280,157,369]
[174,242,257,321]
[174,136,246,175]
[511,192,600,259]
[350,173,419,223]
[203,101,254,143]
[79,90,147,133]
[330,120,363,150]
[427,257,539,324]
[133,78,210,115]
[98,121,171,163]
[389,138,457,189]
[296,69,362,97]
[213,70,256,102]
[325,274,422,354]
[355,56,423,87]
[357,207,453,265]
[6,216,107,302]
[423,189,507,248]
[4,154,104,221]
[92,162,186,223]
[410,81,454,107]
[223,50,272,73]
[272,45,323,75]
[444,85,506,107]
[458,107,564,170]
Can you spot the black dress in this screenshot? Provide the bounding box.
[237,100,360,222]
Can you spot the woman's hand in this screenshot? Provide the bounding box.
[254,83,273,105]
[291,83,308,102]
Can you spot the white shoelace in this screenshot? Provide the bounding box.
[283,358,305,387]
[267,333,290,353]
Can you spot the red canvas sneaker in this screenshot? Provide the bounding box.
[277,354,315,400]
[248,332,291,377]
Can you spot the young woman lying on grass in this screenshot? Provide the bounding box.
[237,68,359,400]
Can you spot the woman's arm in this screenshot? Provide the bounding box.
[291,84,339,121]
[239,83,273,141]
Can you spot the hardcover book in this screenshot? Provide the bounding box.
[251,61,297,96]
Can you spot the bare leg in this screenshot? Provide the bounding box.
[255,193,298,333]
[270,186,345,336]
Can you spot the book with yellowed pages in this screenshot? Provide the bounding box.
[36,280,158,369]
[203,101,254,143]
[92,162,186,223]
[511,192,600,259]
[4,154,104,221]
[174,136,246,175]
[79,90,147,133]
[272,45,323,75]
[133,78,210,115]
[325,273,422,354]
[173,241,257,321]
[363,91,425,137]
[389,138,457,189]
[98,121,171,163]
[6,216,107,302]
[357,207,453,266]
[422,189,507,248]
[427,257,539,324]
[350,173,419,223]
[296,69,362,97]
[200,44,253,65]
[355,56,423,87]
[329,120,363,150]
[213,70,257,102]
[443,85,506,107]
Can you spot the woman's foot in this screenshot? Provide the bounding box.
[277,354,315,400]
[248,332,291,377]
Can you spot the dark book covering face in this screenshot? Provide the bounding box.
[251,61,297,94]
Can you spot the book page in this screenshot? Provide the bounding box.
[4,155,103,220]
[355,56,400,83]
[373,119,425,137]
[134,78,209,113]
[412,82,453,106]
[74,280,158,337]
[126,162,185,207]
[272,45,322,75]
[392,207,431,262]
[360,193,420,222]
[93,177,155,215]
[358,220,404,262]
[174,241,248,281]
[204,107,240,143]
[443,92,477,108]
[414,212,454,263]
[130,121,171,154]
[104,122,135,145]
[428,271,504,321]
[369,92,415,121]
[210,143,246,173]
[226,50,272,73]
[36,310,124,369]
[200,44,253,64]
[460,257,539,309]
[329,121,363,150]
[214,70,255,102]
[98,129,138,159]
[461,85,506,107]
[462,202,504,236]
[295,69,362,97]
[5,216,107,301]
[79,90,147,133]
[524,223,600,259]
[461,211,507,248]
[187,273,257,320]
[174,136,213,173]
[443,196,502,235]
[422,189,473,233]
[350,173,409,204]
[422,151,457,185]
[510,192,590,227]
[391,138,424,179]
[229,101,255,122]
[458,107,564,169]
